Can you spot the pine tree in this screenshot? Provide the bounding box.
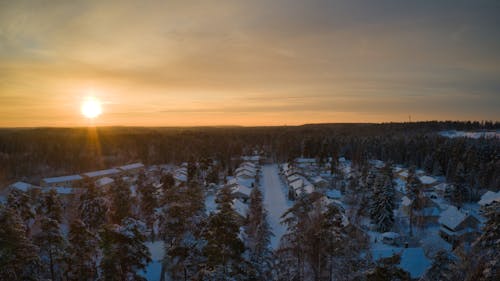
[370,174,395,232]
[100,218,151,281]
[37,189,63,222]
[245,187,273,280]
[420,250,457,281]
[108,177,133,223]
[66,219,99,281]
[137,182,158,234]
[202,185,245,278]
[7,188,35,235]
[34,217,66,281]
[79,183,109,232]
[0,206,40,280]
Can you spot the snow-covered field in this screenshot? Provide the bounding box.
[260,164,293,249]
[142,241,165,281]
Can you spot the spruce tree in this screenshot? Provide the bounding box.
[100,218,151,281]
[245,187,273,280]
[34,217,66,281]
[66,219,99,281]
[0,206,39,280]
[138,182,158,234]
[202,185,245,278]
[108,177,133,223]
[7,188,35,234]
[37,189,63,222]
[79,183,109,232]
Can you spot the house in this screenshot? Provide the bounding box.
[9,181,40,192]
[235,169,256,180]
[312,176,329,189]
[231,184,252,202]
[381,232,401,246]
[289,178,314,199]
[434,183,448,197]
[478,190,500,208]
[418,175,438,189]
[438,206,481,244]
[118,163,145,175]
[241,155,261,164]
[82,168,121,180]
[325,189,342,200]
[41,174,83,188]
[287,174,302,184]
[232,199,249,219]
[95,177,114,189]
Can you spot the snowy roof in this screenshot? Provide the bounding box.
[174,174,187,182]
[312,176,327,184]
[287,174,301,184]
[83,168,121,178]
[478,191,500,206]
[325,189,342,199]
[418,175,437,185]
[401,196,412,207]
[95,177,114,187]
[290,179,305,191]
[295,158,316,164]
[438,206,467,230]
[231,184,252,198]
[398,171,409,178]
[236,166,257,174]
[434,183,448,192]
[236,169,256,178]
[119,163,144,171]
[399,248,431,279]
[369,159,385,169]
[42,174,83,184]
[240,161,257,168]
[241,155,260,162]
[381,232,400,239]
[10,181,34,192]
[232,199,249,217]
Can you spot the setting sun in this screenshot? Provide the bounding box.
[81,97,102,119]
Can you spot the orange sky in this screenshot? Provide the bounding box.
[1,0,499,127]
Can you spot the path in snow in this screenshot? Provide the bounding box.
[260,164,293,249]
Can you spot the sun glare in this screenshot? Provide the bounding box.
[81,97,102,119]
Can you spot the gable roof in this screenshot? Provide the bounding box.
[478,191,500,206]
[438,206,467,230]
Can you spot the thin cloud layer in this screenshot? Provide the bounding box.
[1,0,499,126]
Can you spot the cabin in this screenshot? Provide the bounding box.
[230,184,252,202]
[9,181,40,192]
[312,176,329,189]
[235,169,256,180]
[438,206,481,245]
[41,174,83,188]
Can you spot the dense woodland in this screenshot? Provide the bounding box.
[0,121,499,280]
[1,121,499,191]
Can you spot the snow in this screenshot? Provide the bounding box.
[42,174,83,184]
[399,248,431,279]
[232,199,249,218]
[260,164,292,249]
[95,177,114,187]
[42,187,80,194]
[119,162,145,171]
[9,181,34,191]
[325,189,342,199]
[438,206,466,230]
[382,232,400,239]
[439,130,500,139]
[231,184,252,199]
[142,241,165,281]
[478,190,500,206]
[401,196,412,207]
[418,175,437,185]
[82,168,121,178]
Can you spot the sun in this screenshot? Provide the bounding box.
[81,97,102,119]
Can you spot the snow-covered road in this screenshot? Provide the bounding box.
[260,164,292,249]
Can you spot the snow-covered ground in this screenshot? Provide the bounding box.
[260,164,293,249]
[141,241,165,281]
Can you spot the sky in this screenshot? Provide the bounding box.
[1,0,499,127]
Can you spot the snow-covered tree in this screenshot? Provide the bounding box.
[37,189,63,222]
[100,218,151,281]
[34,217,66,281]
[79,183,109,232]
[66,219,99,281]
[370,174,395,232]
[420,250,457,281]
[202,185,245,279]
[108,177,133,223]
[0,206,39,280]
[137,182,158,234]
[245,187,273,280]
[7,188,35,234]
